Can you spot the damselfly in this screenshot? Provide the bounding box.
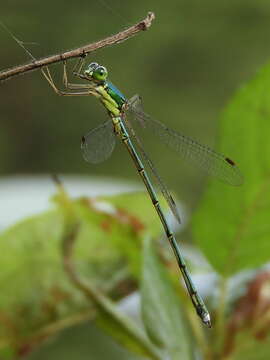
[39,57,244,327]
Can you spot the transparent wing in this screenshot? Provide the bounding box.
[81,120,115,164]
[124,116,181,223]
[128,95,244,186]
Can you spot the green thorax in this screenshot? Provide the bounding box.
[105,81,126,109]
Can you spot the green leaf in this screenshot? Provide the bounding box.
[193,63,270,276]
[95,296,160,360]
[0,190,163,355]
[141,237,192,360]
[100,191,168,239]
[26,322,150,360]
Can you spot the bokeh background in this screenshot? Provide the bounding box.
[1,0,270,359]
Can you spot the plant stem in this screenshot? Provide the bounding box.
[55,178,161,360]
[19,310,95,351]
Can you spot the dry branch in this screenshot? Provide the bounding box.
[0,12,155,82]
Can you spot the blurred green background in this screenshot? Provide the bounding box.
[2,1,270,359]
[2,0,270,207]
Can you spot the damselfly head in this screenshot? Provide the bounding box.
[84,63,108,82]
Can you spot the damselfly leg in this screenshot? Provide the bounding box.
[41,58,95,96]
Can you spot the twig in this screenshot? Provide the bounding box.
[0,12,155,83]
[14,310,95,355]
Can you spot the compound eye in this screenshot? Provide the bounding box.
[92,66,108,81]
[98,66,107,75]
[89,62,99,70]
